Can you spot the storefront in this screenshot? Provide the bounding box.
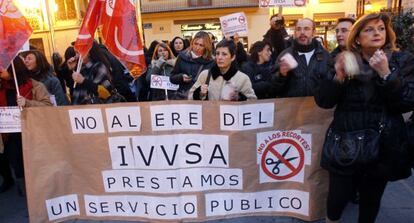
[14,0,87,59]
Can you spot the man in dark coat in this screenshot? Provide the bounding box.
[272,18,331,97]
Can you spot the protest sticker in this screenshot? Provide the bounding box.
[0,106,21,133]
[68,108,105,134]
[105,106,141,132]
[220,103,274,131]
[23,98,333,223]
[45,194,80,221]
[102,168,242,193]
[220,12,248,38]
[205,189,309,217]
[150,74,179,90]
[257,130,312,183]
[84,194,198,219]
[150,104,202,131]
[259,0,306,7]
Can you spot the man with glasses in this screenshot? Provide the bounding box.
[272,18,331,97]
[331,17,356,59]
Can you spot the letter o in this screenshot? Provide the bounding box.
[86,117,97,129]
[184,202,195,214]
[291,197,302,209]
[213,175,225,186]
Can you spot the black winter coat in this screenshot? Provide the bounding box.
[330,46,342,60]
[272,40,331,98]
[146,62,176,101]
[170,51,214,98]
[314,50,414,181]
[240,60,276,99]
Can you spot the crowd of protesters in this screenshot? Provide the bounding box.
[0,12,414,223]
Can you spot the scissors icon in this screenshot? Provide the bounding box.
[265,146,298,175]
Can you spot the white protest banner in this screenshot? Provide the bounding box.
[259,0,306,7]
[22,98,333,223]
[0,106,21,133]
[150,74,179,90]
[219,12,248,38]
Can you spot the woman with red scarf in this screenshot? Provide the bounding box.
[0,57,51,195]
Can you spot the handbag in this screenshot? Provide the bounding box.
[322,112,386,168]
[83,88,126,104]
[104,89,126,103]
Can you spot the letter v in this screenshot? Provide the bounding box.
[136,146,154,166]
[160,145,178,166]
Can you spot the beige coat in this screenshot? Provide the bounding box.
[25,79,53,107]
[189,69,257,101]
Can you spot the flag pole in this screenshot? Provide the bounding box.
[73,57,83,88]
[11,61,23,111]
[44,0,57,54]
[11,62,20,97]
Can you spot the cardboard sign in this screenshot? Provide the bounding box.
[0,106,21,133]
[259,0,306,7]
[22,98,333,223]
[150,75,179,90]
[219,12,248,38]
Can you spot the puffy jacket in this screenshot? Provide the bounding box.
[314,50,414,181]
[240,60,276,99]
[36,71,68,105]
[272,40,331,98]
[170,51,214,98]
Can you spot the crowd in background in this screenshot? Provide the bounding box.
[0,12,414,223]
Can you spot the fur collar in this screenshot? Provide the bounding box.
[211,63,238,81]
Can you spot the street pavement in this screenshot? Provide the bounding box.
[1,175,413,223]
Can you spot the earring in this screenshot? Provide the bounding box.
[356,41,360,45]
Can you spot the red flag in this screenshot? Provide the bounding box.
[74,0,104,58]
[100,0,146,79]
[0,0,32,69]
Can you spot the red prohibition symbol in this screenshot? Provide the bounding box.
[152,76,163,87]
[238,16,246,24]
[261,138,305,180]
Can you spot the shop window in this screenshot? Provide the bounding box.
[55,0,77,21]
[51,0,86,27]
[14,0,47,31]
[188,0,212,7]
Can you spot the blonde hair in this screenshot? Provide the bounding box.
[347,13,398,53]
[188,31,213,60]
[151,43,175,61]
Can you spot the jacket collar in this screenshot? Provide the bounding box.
[211,63,238,81]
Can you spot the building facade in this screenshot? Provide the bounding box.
[20,0,403,59]
[141,0,357,51]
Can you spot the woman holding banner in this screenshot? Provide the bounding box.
[314,13,414,223]
[67,42,113,105]
[189,39,256,101]
[0,57,52,196]
[23,50,69,106]
[170,31,214,100]
[146,43,177,101]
